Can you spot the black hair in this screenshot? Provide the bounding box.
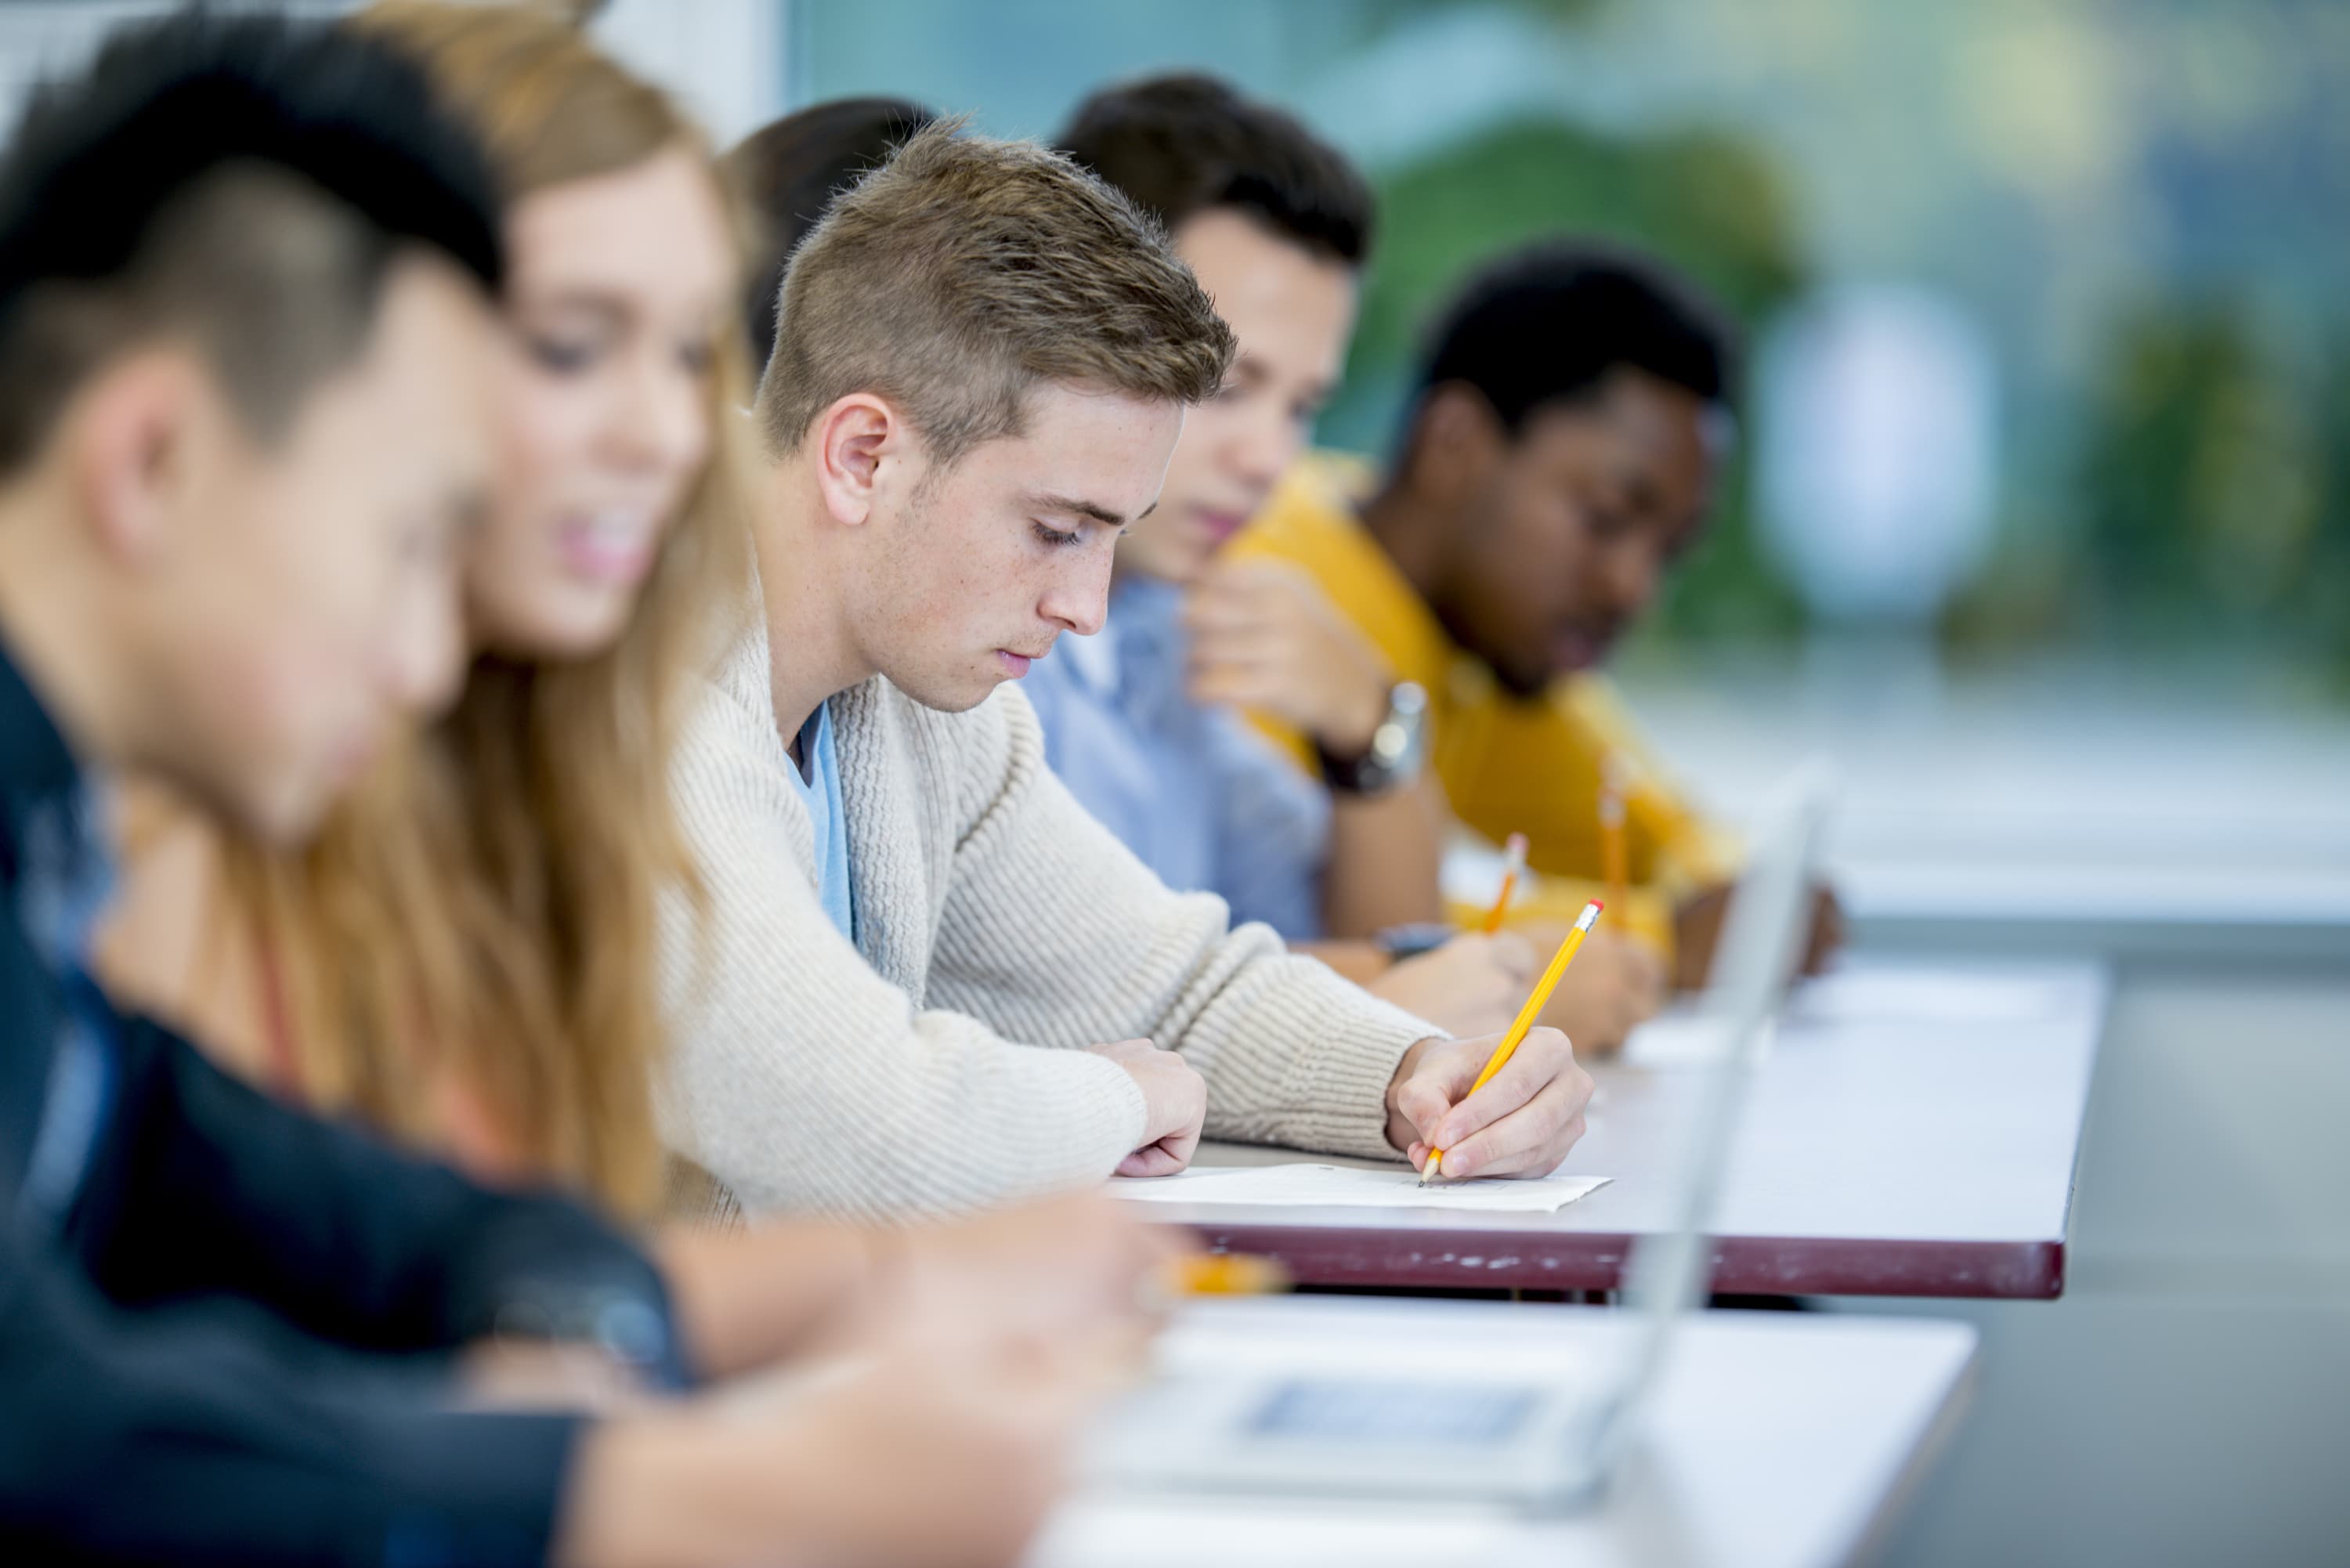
[1415,240,1737,440]
[724,96,937,372]
[1058,72,1372,269]
[0,10,504,468]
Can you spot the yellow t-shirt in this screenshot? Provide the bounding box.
[1227,451,1738,959]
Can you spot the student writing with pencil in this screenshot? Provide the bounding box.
[656,121,1600,1221]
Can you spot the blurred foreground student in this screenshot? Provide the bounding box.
[1231,241,1841,985]
[663,122,1598,1219]
[1028,74,1658,1048]
[2,15,1161,1566]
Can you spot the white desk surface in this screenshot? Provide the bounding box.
[1137,959,2109,1297]
[1032,1298,1979,1568]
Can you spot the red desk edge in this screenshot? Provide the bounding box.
[1159,1220,2066,1300]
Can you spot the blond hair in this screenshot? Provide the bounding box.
[223,2,750,1219]
[756,120,1235,464]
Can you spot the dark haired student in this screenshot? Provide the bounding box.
[1229,240,1844,987]
[0,15,1155,1567]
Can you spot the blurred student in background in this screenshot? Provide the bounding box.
[726,94,935,374]
[1034,73,1658,1048]
[662,119,1597,1218]
[54,12,1165,1566]
[1231,240,1841,987]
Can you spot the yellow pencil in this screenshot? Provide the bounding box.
[1479,832,1529,934]
[1599,755,1630,912]
[1154,1252,1291,1299]
[1420,900,1605,1184]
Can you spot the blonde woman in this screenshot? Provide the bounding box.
[108,3,746,1218]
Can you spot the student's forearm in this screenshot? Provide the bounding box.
[653,1221,887,1381]
[1319,775,1446,938]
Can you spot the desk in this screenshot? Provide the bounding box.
[1032,1299,1979,1568]
[1139,961,2107,1299]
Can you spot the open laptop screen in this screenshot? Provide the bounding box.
[1249,1381,1541,1445]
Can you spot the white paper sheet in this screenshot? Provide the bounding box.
[1108,1163,1611,1213]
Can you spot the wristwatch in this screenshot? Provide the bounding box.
[1317,681,1428,798]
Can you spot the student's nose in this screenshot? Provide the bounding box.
[1039,546,1113,638]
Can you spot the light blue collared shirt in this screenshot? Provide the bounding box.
[786,699,854,942]
[1025,577,1329,940]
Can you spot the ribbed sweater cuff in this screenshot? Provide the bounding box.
[1035,1049,1152,1186]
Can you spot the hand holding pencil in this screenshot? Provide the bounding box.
[1380,901,1603,1183]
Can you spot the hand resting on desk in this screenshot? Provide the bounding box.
[1512,925,1665,1057]
[1368,930,1536,1038]
[1089,1038,1208,1176]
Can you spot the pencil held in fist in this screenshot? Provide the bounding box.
[1421,900,1604,1184]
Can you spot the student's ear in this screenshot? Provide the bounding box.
[808,392,903,528]
[1408,382,1505,504]
[69,350,212,569]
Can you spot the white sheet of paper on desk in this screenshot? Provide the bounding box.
[1108,1163,1610,1212]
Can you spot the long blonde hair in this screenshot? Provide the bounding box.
[230,2,750,1219]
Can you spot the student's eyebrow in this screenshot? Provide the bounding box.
[1029,491,1155,527]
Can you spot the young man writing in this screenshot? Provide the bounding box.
[1230,241,1842,986]
[662,122,1597,1219]
[1025,73,1661,1050]
[0,17,1165,1566]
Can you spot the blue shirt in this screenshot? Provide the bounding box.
[1025,576,1329,939]
[788,698,854,941]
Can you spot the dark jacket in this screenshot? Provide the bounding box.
[0,637,682,1566]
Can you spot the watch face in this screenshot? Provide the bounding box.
[1322,682,1429,797]
[1380,683,1428,767]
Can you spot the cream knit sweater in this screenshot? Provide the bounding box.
[658,613,1442,1222]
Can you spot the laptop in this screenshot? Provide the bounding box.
[1086,761,1838,1512]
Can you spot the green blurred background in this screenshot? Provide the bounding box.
[796,0,2350,679]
